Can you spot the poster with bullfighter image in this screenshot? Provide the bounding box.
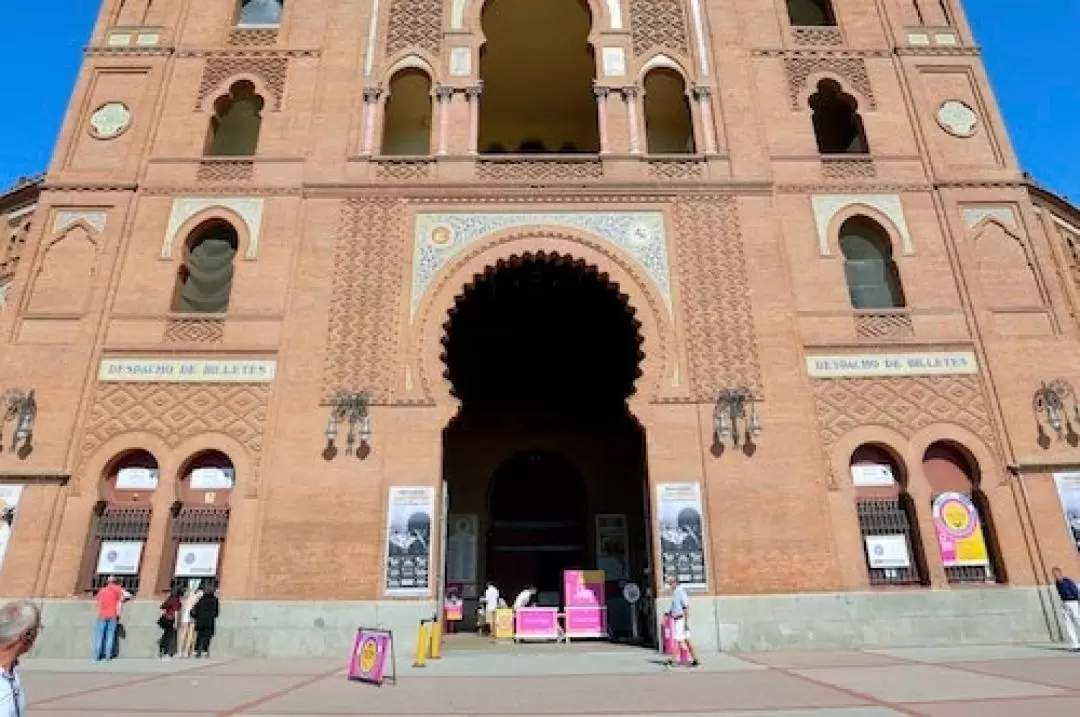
[656,482,708,590]
[383,486,435,597]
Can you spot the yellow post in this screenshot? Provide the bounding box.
[413,620,430,667]
[430,617,442,659]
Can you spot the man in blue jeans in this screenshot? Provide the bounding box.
[92,576,125,661]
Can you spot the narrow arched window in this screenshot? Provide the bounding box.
[809,79,868,154]
[786,0,836,26]
[839,217,905,309]
[237,0,283,26]
[206,81,264,157]
[173,222,240,314]
[381,69,434,156]
[643,68,695,155]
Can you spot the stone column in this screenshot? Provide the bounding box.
[692,86,717,156]
[361,86,382,156]
[435,85,454,156]
[593,86,611,155]
[621,86,641,155]
[465,85,483,155]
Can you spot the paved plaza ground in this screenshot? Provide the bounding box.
[18,640,1080,716]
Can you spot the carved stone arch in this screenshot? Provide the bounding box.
[78,432,173,499]
[411,229,675,409]
[383,52,439,85]
[826,204,906,259]
[172,433,256,498]
[971,218,1046,308]
[637,52,693,85]
[908,423,1002,491]
[628,0,689,58]
[812,194,913,257]
[196,60,285,112]
[465,0,610,38]
[826,423,910,493]
[785,57,876,110]
[26,223,99,315]
[162,198,264,261]
[167,210,253,266]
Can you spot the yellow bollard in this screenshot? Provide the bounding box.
[413,620,430,667]
[430,618,442,659]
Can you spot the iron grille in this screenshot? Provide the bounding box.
[856,498,923,586]
[87,505,153,594]
[166,506,230,594]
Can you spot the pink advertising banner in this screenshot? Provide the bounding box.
[347,629,394,686]
[563,569,607,638]
[514,607,560,640]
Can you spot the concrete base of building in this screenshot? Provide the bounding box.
[13,588,1058,658]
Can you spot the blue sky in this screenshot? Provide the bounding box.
[1,1,1077,201]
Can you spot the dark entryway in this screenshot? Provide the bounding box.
[440,252,652,640]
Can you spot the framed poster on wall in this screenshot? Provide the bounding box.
[1053,471,1080,553]
[0,485,25,575]
[656,483,708,590]
[383,486,436,597]
[175,543,221,577]
[96,541,144,575]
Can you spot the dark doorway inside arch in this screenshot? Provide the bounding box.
[441,252,654,644]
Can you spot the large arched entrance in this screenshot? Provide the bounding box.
[440,251,652,642]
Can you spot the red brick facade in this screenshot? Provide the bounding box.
[2,0,1080,616]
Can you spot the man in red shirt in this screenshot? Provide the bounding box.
[92,576,125,661]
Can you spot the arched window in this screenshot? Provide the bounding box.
[851,444,928,586]
[172,221,240,314]
[205,81,264,157]
[381,69,434,156]
[922,441,1005,584]
[79,450,159,595]
[643,68,696,155]
[839,217,905,309]
[809,79,868,155]
[478,0,599,154]
[237,0,283,26]
[787,0,836,26]
[159,451,234,595]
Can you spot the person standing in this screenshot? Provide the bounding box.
[665,575,699,667]
[482,582,500,637]
[157,587,183,660]
[92,576,125,661]
[190,584,220,659]
[0,600,41,717]
[1053,567,1080,651]
[178,582,203,658]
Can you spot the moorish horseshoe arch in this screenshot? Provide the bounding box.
[410,229,675,407]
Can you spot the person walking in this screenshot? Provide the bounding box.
[1053,566,1080,651]
[665,575,699,668]
[190,584,220,659]
[157,587,183,660]
[482,581,500,637]
[0,600,41,717]
[92,576,125,661]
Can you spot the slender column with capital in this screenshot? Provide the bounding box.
[465,85,483,155]
[621,87,641,155]
[361,86,382,156]
[692,86,717,156]
[593,86,611,155]
[435,86,454,156]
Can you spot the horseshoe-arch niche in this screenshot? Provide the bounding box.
[409,234,675,643]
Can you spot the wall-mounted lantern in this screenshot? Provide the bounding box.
[1,389,36,451]
[1033,379,1079,440]
[324,391,372,456]
[713,387,761,447]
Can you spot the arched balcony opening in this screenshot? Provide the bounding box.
[643,68,695,155]
[381,69,434,156]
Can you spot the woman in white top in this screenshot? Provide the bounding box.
[178,582,203,658]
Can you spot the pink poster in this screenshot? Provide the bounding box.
[562,570,607,638]
[514,607,560,639]
[347,629,394,685]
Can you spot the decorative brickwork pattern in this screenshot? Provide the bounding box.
[821,157,877,180]
[163,318,226,344]
[812,375,996,451]
[196,56,287,111]
[853,310,914,339]
[476,160,604,182]
[196,160,255,183]
[323,198,408,402]
[785,56,876,109]
[80,383,270,475]
[648,159,705,180]
[384,0,443,57]
[791,27,844,46]
[673,196,762,401]
[227,28,279,47]
[630,0,689,56]
[374,160,433,181]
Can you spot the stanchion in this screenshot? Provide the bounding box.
[413,619,431,667]
[430,616,442,659]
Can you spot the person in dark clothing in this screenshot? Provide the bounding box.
[1053,567,1080,650]
[190,585,220,658]
[157,587,183,659]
